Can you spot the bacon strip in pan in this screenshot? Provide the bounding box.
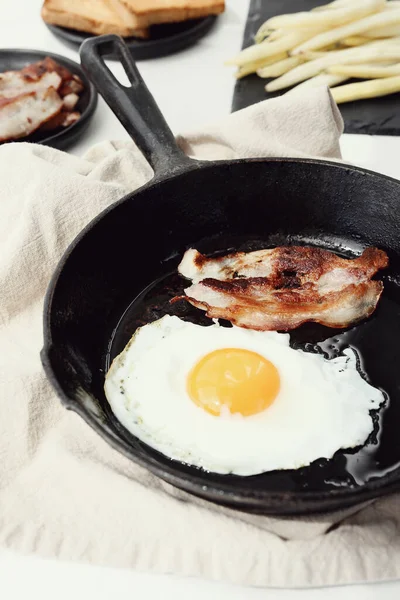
[177,246,388,331]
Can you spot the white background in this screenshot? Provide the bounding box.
[1,0,400,598]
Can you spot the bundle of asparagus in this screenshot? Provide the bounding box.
[227,0,400,104]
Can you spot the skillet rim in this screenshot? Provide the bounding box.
[41,156,400,512]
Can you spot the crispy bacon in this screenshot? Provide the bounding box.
[59,76,84,98]
[20,57,72,85]
[0,57,83,142]
[0,88,63,142]
[62,92,79,111]
[0,70,62,98]
[39,109,80,131]
[177,246,388,331]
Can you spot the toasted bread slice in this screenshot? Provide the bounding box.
[41,0,149,38]
[120,0,225,28]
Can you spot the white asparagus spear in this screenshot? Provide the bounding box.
[328,63,400,77]
[226,30,323,67]
[314,0,400,12]
[310,1,400,14]
[341,36,371,45]
[292,10,400,55]
[301,42,400,61]
[267,41,400,92]
[235,53,288,79]
[254,26,285,44]
[304,41,400,60]
[263,0,384,31]
[285,73,348,93]
[257,56,304,78]
[331,74,400,102]
[364,24,400,37]
[312,0,364,12]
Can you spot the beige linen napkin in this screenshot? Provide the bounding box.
[1,87,400,588]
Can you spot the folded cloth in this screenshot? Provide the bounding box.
[1,87,399,589]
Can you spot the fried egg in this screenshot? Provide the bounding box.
[104,315,385,476]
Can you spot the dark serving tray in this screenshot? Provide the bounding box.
[232,0,400,136]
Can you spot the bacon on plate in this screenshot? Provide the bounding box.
[0,57,84,142]
[0,88,63,142]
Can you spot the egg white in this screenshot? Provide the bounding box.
[104,315,385,476]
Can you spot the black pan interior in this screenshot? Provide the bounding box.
[45,158,400,513]
[0,49,97,149]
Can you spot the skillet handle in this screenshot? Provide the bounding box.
[80,35,193,177]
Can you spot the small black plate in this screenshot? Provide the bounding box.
[0,48,98,150]
[46,16,217,61]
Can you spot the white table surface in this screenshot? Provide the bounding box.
[1,1,400,598]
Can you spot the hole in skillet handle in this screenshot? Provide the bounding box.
[79,34,197,179]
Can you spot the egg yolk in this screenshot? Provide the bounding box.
[187,348,280,417]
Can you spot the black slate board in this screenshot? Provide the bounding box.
[232,0,400,136]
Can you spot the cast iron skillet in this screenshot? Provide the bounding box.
[42,35,400,516]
